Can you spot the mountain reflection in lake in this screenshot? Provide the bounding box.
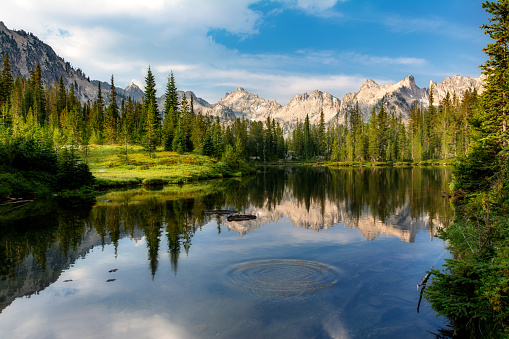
[0,167,451,338]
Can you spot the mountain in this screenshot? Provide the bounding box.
[0,21,485,131]
[90,80,145,103]
[197,88,340,131]
[274,90,341,130]
[0,21,98,102]
[337,74,485,122]
[201,87,281,121]
[157,90,213,115]
[197,74,483,132]
[429,75,485,102]
[338,75,427,121]
[0,21,152,105]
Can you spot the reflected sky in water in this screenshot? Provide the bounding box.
[0,167,452,338]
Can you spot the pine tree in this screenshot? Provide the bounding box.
[354,123,366,161]
[367,107,379,161]
[106,75,119,144]
[90,83,105,144]
[303,114,313,158]
[143,101,158,157]
[0,53,14,108]
[143,66,160,144]
[452,0,509,191]
[377,104,389,161]
[162,72,178,147]
[202,126,214,156]
[478,1,509,142]
[213,117,224,158]
[30,64,46,125]
[172,119,186,154]
[56,76,67,114]
[164,72,179,117]
[317,108,326,156]
[120,97,134,161]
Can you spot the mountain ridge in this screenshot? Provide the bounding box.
[0,21,485,132]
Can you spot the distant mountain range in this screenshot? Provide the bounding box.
[0,21,485,131]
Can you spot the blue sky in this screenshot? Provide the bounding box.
[1,0,490,104]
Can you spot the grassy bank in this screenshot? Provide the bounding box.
[259,158,454,168]
[85,145,255,188]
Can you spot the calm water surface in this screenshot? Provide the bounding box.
[0,167,453,338]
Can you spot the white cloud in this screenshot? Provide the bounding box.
[176,64,366,104]
[368,56,427,66]
[295,0,341,12]
[272,0,343,14]
[0,0,449,104]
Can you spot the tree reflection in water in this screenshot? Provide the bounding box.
[0,167,452,307]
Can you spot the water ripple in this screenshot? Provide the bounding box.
[227,259,338,300]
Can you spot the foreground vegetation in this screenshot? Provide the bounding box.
[425,1,509,337]
[0,141,255,199]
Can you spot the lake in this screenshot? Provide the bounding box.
[0,166,453,338]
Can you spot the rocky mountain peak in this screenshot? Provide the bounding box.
[125,82,140,91]
[274,90,341,130]
[400,75,416,89]
[124,82,145,102]
[428,74,486,104]
[360,79,379,91]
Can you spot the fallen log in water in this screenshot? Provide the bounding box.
[417,267,433,313]
[203,209,238,215]
[0,199,34,206]
[227,214,257,222]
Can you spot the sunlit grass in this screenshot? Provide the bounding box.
[82,144,242,187]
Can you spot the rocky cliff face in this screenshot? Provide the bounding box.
[338,75,428,122]
[429,75,486,103]
[0,21,147,104]
[274,90,341,130]
[202,88,282,121]
[0,21,97,102]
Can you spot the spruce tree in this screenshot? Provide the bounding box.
[202,127,214,156]
[0,53,14,108]
[30,64,46,125]
[478,0,509,141]
[106,75,119,144]
[162,72,178,147]
[317,108,326,156]
[143,101,158,157]
[142,66,160,144]
[56,76,67,114]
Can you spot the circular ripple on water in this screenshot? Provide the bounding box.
[227,259,338,300]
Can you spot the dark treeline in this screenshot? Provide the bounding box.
[1,52,479,166]
[0,58,286,165]
[288,88,479,162]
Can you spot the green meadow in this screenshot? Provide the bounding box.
[85,145,255,188]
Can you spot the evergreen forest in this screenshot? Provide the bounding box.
[0,49,482,197]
